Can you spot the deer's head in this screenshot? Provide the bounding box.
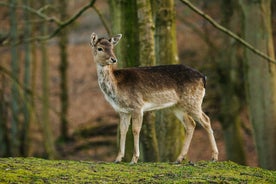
[90,32,122,66]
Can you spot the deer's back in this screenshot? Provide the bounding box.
[114,64,206,91]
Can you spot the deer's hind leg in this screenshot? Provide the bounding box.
[192,111,219,161]
[174,109,196,164]
[130,111,143,164]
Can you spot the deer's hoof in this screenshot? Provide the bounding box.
[130,156,139,164]
[173,160,181,164]
[114,160,121,164]
[211,158,218,162]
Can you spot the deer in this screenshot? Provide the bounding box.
[89,32,218,164]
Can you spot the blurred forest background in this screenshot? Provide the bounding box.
[1,0,276,170]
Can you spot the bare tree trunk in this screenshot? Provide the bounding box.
[40,0,57,159]
[153,0,185,161]
[10,0,20,156]
[218,0,246,165]
[58,0,69,141]
[136,0,159,162]
[239,0,276,170]
[22,0,32,156]
[0,75,10,156]
[40,40,57,159]
[109,0,121,54]
[113,0,139,68]
[27,0,38,157]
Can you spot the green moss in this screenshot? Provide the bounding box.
[0,158,275,183]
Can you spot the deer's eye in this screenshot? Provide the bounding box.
[97,47,103,52]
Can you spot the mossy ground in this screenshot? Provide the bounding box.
[0,157,275,183]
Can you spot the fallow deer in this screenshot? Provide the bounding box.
[89,32,218,164]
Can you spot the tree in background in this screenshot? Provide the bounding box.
[58,0,70,142]
[28,0,39,157]
[217,0,246,164]
[22,0,32,156]
[10,0,20,156]
[0,75,9,156]
[109,0,139,68]
[39,0,57,159]
[239,0,276,170]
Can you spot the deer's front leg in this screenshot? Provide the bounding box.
[115,112,131,163]
[130,111,143,164]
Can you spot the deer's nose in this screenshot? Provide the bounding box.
[110,57,117,63]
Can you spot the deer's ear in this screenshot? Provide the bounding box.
[110,34,122,46]
[90,32,98,46]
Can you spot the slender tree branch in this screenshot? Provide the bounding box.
[0,66,24,91]
[0,2,60,24]
[24,0,96,43]
[37,4,53,13]
[178,16,217,50]
[92,5,111,36]
[24,5,60,24]
[179,0,276,64]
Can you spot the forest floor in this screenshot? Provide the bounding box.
[0,157,275,184]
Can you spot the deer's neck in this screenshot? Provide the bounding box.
[96,64,117,101]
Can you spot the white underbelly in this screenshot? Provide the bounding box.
[142,101,176,111]
[142,90,178,112]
